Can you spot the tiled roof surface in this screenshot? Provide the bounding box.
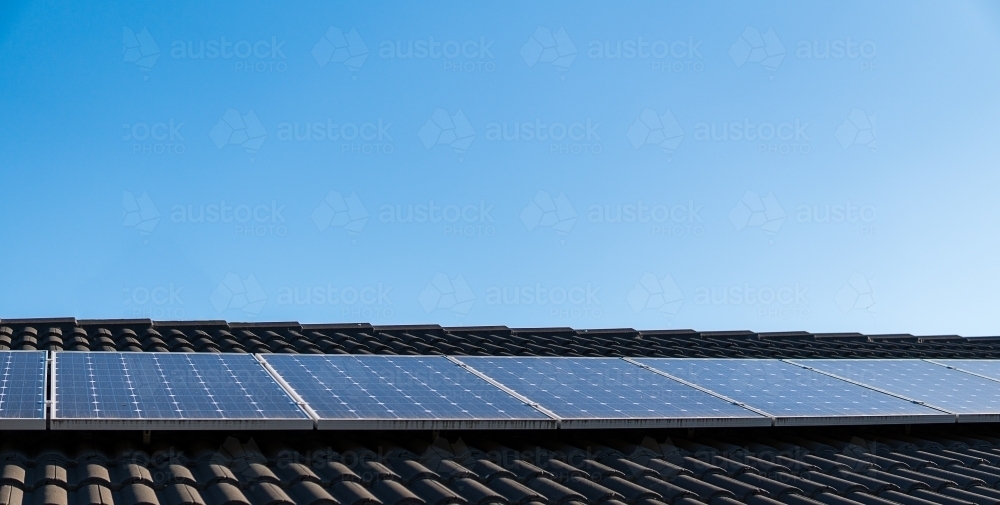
[0,318,996,358]
[7,427,1000,505]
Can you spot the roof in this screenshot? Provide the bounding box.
[0,318,995,358]
[3,317,999,505]
[6,425,1000,505]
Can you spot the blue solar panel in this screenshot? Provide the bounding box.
[53,352,311,429]
[457,357,770,428]
[261,355,555,430]
[637,358,951,426]
[931,359,1000,382]
[0,351,47,429]
[792,359,1000,421]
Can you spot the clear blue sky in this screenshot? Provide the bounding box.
[1,1,999,335]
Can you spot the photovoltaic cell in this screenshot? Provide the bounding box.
[261,355,555,430]
[792,358,1000,421]
[638,358,951,426]
[53,352,311,429]
[0,351,47,429]
[457,357,769,428]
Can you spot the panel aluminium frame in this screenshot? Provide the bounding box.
[455,356,772,429]
[636,358,954,427]
[0,350,47,430]
[261,354,557,430]
[50,352,313,430]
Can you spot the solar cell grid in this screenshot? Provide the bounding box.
[637,358,951,426]
[792,359,1000,421]
[929,359,1000,382]
[0,351,47,429]
[457,357,769,428]
[53,352,311,429]
[262,354,555,430]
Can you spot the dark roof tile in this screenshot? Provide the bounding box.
[562,477,624,504]
[203,483,250,505]
[33,484,69,505]
[370,480,424,505]
[119,483,159,505]
[447,478,506,505]
[937,486,1000,505]
[287,481,338,505]
[160,484,205,505]
[326,481,381,505]
[669,475,734,503]
[248,482,294,505]
[407,480,465,505]
[486,478,544,505]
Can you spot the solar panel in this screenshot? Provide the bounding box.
[0,351,47,429]
[456,357,770,428]
[260,355,556,430]
[791,358,1000,422]
[52,352,312,429]
[930,359,1000,383]
[636,358,952,426]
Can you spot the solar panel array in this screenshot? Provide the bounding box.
[260,355,554,429]
[792,358,1000,422]
[639,358,951,426]
[457,357,769,428]
[16,352,1000,430]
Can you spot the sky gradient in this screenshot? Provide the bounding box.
[1,1,999,335]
